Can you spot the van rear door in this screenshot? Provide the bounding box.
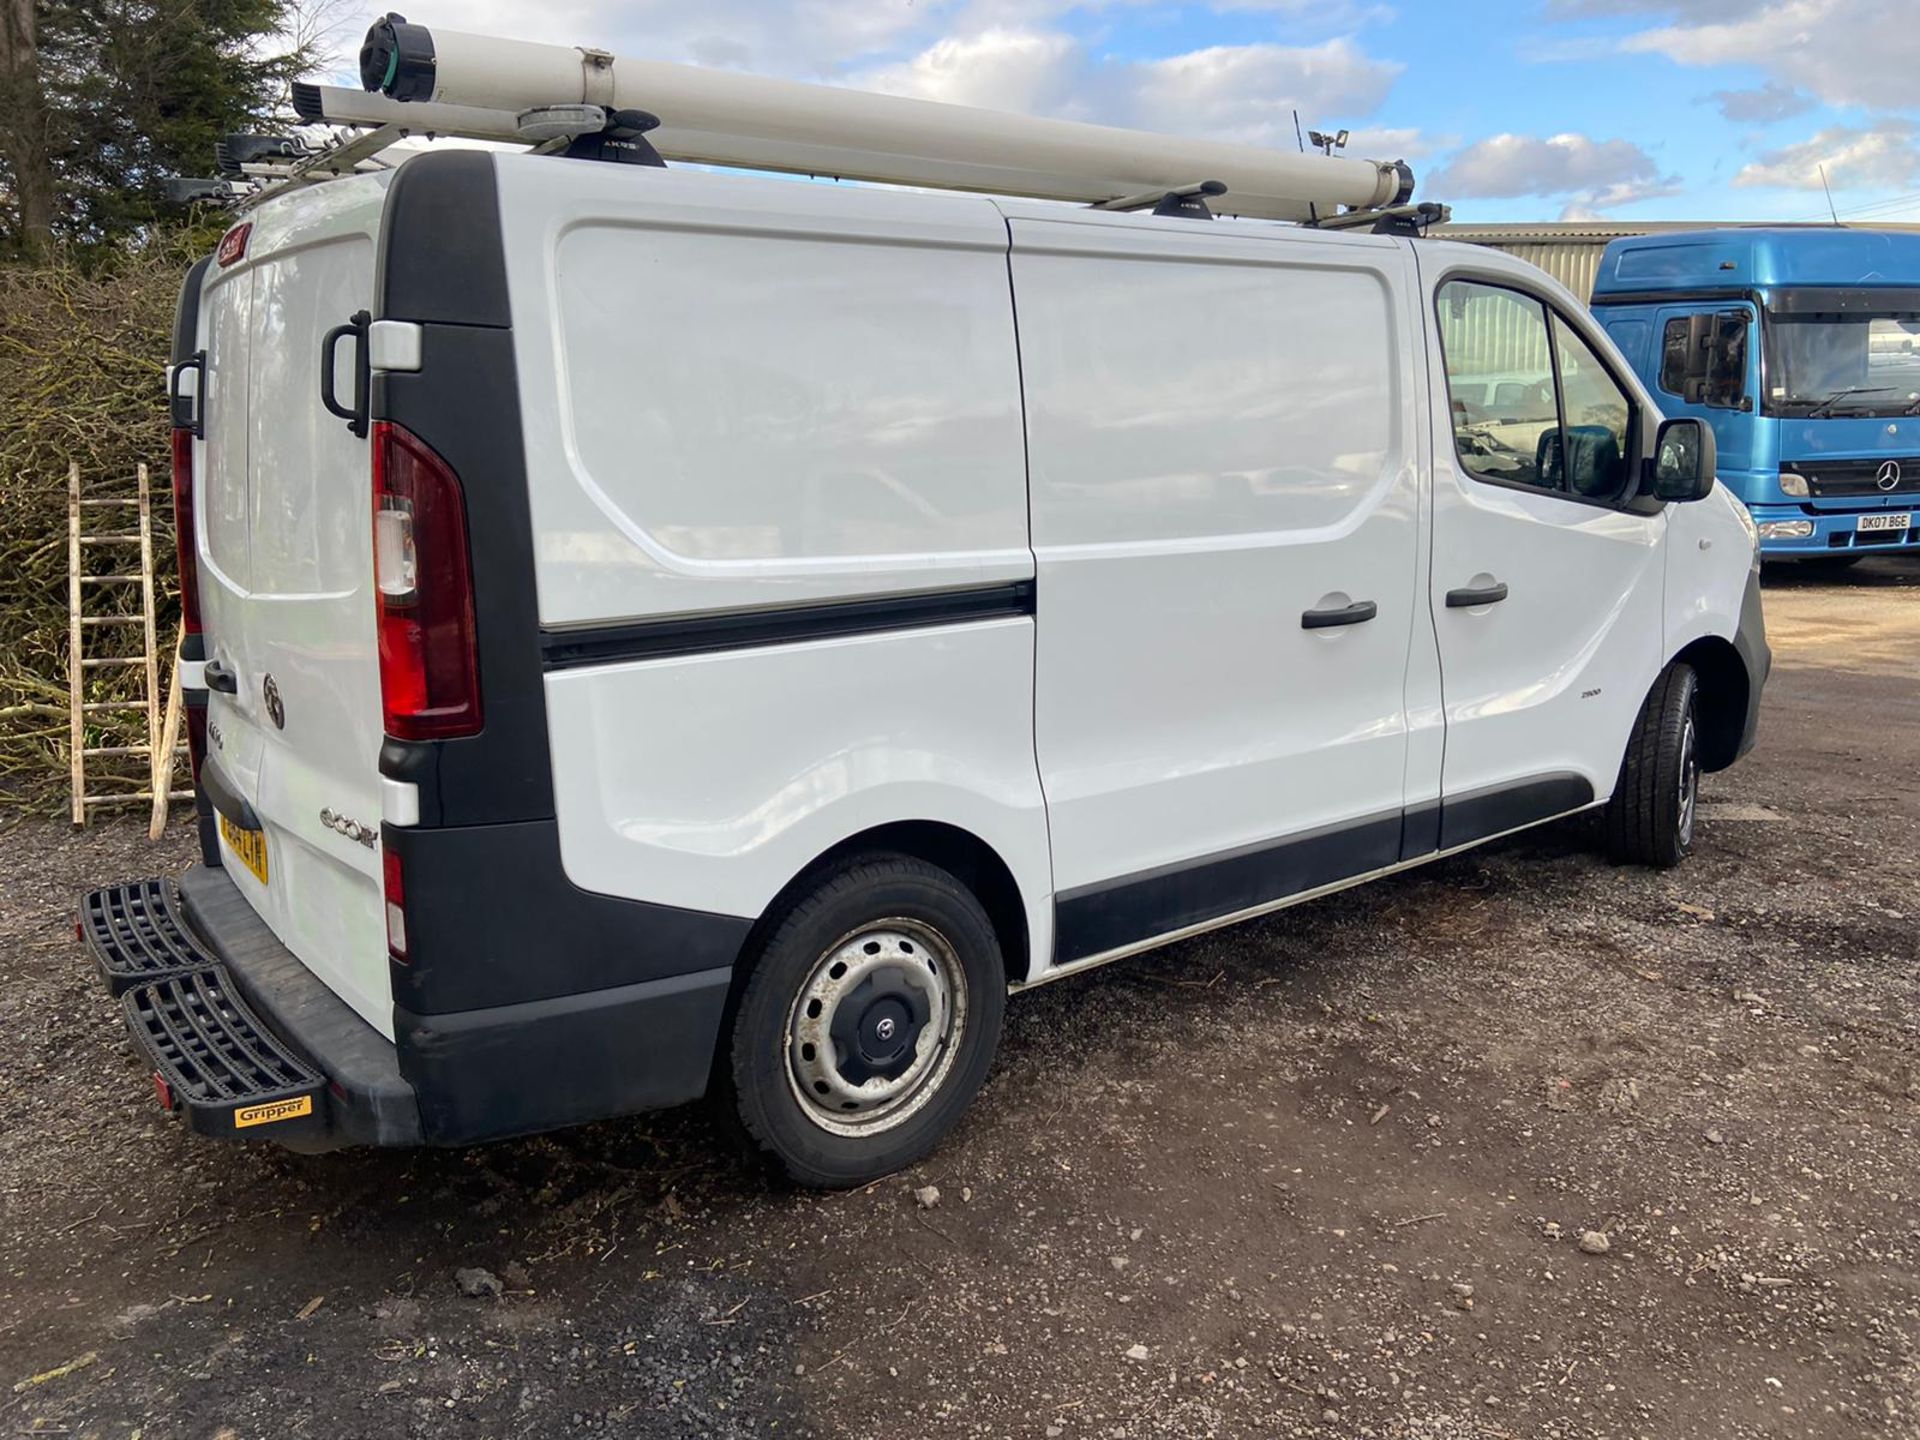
[192,176,396,1035]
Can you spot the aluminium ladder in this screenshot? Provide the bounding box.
[66,462,190,828]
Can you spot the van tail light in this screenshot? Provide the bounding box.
[371,422,482,741]
[170,427,201,636]
[382,843,408,962]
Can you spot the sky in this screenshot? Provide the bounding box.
[316,1,1920,225]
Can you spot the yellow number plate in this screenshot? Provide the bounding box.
[220,814,269,885]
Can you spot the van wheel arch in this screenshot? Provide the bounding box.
[1672,635,1747,773]
[711,823,1030,1082]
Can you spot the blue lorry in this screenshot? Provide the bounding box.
[1590,227,1920,563]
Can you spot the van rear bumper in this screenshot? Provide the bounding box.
[87,867,735,1150]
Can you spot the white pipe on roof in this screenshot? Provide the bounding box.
[358,21,1414,222]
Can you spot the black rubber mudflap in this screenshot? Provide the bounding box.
[80,879,209,996]
[121,968,328,1141]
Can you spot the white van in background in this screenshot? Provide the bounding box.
[84,37,1765,1188]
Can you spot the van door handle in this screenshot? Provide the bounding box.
[1446,581,1510,608]
[203,660,239,694]
[320,309,372,439]
[1301,599,1378,629]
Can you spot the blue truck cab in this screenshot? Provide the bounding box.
[1591,228,1920,561]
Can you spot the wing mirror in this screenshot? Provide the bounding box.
[1649,417,1717,502]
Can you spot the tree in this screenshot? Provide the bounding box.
[0,0,317,255]
[0,0,56,256]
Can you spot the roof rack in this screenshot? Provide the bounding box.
[207,16,1438,227]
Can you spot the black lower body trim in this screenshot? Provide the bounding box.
[1400,801,1441,861]
[384,818,754,1016]
[1052,773,1599,965]
[397,967,734,1145]
[1731,566,1770,765]
[540,580,1037,671]
[1054,810,1404,964]
[1436,773,1595,851]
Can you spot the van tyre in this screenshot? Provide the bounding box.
[1605,662,1700,869]
[726,855,1005,1188]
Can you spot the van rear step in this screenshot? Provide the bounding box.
[80,879,209,995]
[121,968,328,1140]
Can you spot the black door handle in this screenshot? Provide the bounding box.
[1446,582,1510,608]
[1301,599,1378,630]
[168,349,206,439]
[320,309,371,439]
[203,659,239,694]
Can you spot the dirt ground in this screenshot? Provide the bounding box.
[3,559,1917,1440]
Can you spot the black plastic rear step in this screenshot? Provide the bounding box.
[81,879,207,996]
[82,877,329,1140]
[121,967,328,1140]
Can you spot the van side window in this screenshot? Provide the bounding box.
[1659,312,1749,409]
[1436,282,1561,491]
[1437,280,1636,503]
[1550,313,1632,500]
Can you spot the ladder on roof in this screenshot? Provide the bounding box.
[65,462,191,830]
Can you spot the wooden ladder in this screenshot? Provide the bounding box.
[66,462,191,829]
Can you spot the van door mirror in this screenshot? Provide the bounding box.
[1650,417,1717,502]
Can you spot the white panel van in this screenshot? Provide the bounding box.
[88,141,1766,1187]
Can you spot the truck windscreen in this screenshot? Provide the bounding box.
[1766,310,1920,416]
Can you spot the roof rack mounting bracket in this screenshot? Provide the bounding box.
[1095,179,1227,220]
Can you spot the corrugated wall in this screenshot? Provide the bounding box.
[1439,287,1553,378]
[1470,241,1611,302]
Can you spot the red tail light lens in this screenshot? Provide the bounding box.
[371,422,482,741]
[170,427,201,636]
[382,843,408,963]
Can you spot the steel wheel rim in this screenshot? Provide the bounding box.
[1677,712,1699,847]
[784,918,967,1137]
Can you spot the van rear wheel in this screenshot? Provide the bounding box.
[726,855,1005,1188]
[1604,662,1700,869]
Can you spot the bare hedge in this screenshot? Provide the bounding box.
[0,243,189,809]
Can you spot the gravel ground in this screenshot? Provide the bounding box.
[3,559,1917,1440]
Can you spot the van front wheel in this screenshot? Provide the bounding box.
[1605,662,1700,869]
[726,856,1005,1188]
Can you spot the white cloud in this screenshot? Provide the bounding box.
[856,31,1403,147]
[1610,1,1920,111]
[1705,80,1814,123]
[1341,126,1450,161]
[1733,120,1920,190]
[1125,40,1402,145]
[1428,132,1682,215]
[857,30,1089,114]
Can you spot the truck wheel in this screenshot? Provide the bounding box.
[726,855,1005,1188]
[1604,662,1700,869]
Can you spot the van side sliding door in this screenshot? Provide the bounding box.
[1009,214,1429,966]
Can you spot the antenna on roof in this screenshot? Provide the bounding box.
[1818,164,1841,226]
